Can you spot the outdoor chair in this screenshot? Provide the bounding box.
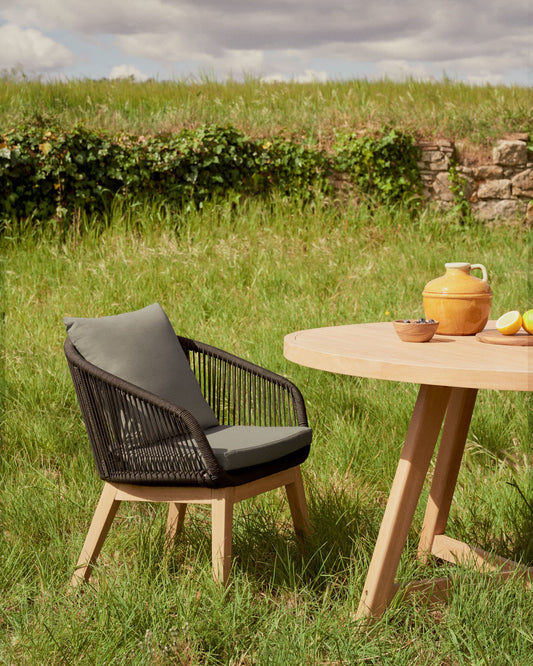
[64,303,312,586]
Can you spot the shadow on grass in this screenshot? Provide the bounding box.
[123,482,382,594]
[229,484,382,592]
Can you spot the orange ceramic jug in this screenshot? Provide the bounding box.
[422,262,492,335]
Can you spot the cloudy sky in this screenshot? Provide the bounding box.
[0,0,531,85]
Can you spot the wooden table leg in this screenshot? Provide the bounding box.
[356,384,452,619]
[418,387,478,561]
[417,387,532,587]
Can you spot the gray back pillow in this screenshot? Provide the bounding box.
[64,303,219,430]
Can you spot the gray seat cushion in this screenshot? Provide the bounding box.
[63,303,219,430]
[205,425,312,471]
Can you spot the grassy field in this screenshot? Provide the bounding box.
[1,198,532,664]
[1,77,532,160]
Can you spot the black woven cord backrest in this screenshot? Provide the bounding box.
[179,337,308,428]
[64,339,226,485]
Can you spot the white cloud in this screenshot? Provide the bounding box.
[0,0,530,84]
[116,32,205,64]
[294,69,328,83]
[263,69,328,83]
[117,34,265,77]
[465,73,505,86]
[202,49,265,77]
[0,22,73,71]
[109,64,148,81]
[373,60,435,82]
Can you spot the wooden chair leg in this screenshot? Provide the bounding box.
[71,482,120,587]
[211,493,234,585]
[285,467,311,544]
[166,502,187,545]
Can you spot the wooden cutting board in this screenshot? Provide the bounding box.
[476,328,533,346]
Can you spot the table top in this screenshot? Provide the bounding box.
[284,322,531,391]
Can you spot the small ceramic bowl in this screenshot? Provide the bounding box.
[393,319,439,342]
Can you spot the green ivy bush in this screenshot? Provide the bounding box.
[0,123,421,232]
[333,129,422,205]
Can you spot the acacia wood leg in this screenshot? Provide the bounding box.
[285,467,312,544]
[71,482,121,587]
[418,388,478,561]
[166,502,187,545]
[356,384,452,619]
[211,492,234,584]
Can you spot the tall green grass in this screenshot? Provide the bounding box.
[1,200,531,663]
[1,76,531,149]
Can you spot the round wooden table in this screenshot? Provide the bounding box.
[284,322,532,619]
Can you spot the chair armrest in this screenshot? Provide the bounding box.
[64,338,226,486]
[178,337,309,428]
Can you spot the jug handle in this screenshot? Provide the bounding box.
[471,263,488,282]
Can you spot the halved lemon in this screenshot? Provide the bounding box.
[522,309,533,335]
[496,310,522,335]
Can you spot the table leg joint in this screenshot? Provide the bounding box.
[431,534,533,587]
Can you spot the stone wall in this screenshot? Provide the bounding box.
[417,134,532,222]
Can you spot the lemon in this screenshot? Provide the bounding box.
[496,310,522,335]
[522,309,533,335]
